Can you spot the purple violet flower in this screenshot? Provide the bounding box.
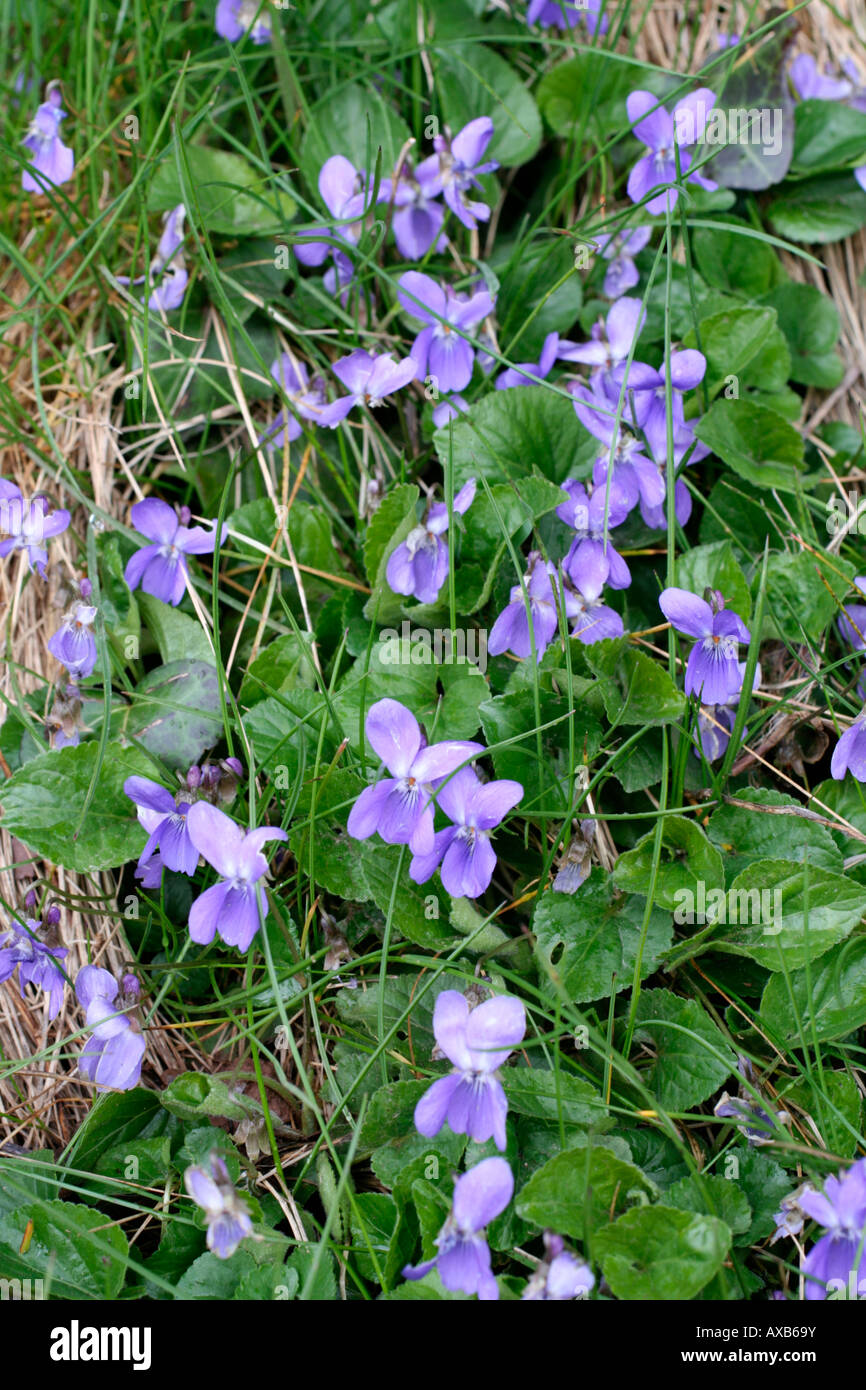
[659,586,750,704]
[324,350,418,425]
[124,775,201,880]
[488,552,566,664]
[571,380,664,517]
[496,331,560,390]
[0,916,67,1021]
[789,54,853,102]
[594,225,651,297]
[0,482,70,575]
[186,802,288,952]
[75,966,145,1091]
[527,0,608,34]
[693,660,760,764]
[117,204,188,312]
[432,394,470,428]
[398,272,494,394]
[185,1153,254,1259]
[386,477,476,604]
[347,698,483,855]
[124,498,227,606]
[523,1231,595,1300]
[567,570,624,645]
[558,480,631,591]
[414,989,526,1150]
[408,765,523,898]
[294,155,388,296]
[47,585,98,680]
[402,1156,514,1300]
[713,1057,789,1146]
[22,83,74,192]
[391,160,447,260]
[558,297,648,391]
[831,707,866,781]
[262,353,333,447]
[415,118,499,231]
[626,87,718,215]
[215,0,272,44]
[800,1159,866,1301]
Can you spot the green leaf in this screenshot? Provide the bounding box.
[500,1068,608,1127]
[760,282,843,388]
[149,144,296,236]
[582,638,687,727]
[613,818,725,913]
[350,1193,400,1283]
[450,476,566,614]
[536,52,631,138]
[676,540,751,623]
[69,1089,164,1173]
[731,1147,792,1244]
[665,1174,751,1236]
[768,174,866,244]
[706,859,866,971]
[760,936,866,1043]
[496,238,583,359]
[707,788,843,878]
[137,592,215,664]
[0,740,153,872]
[362,483,419,623]
[533,874,673,1003]
[683,306,778,398]
[515,1143,656,1239]
[300,82,411,196]
[792,99,866,174]
[358,1081,429,1152]
[434,43,541,167]
[594,1205,731,1300]
[780,1071,862,1158]
[113,659,223,768]
[160,1072,264,1124]
[479,689,602,816]
[761,549,854,644]
[692,219,781,298]
[0,1199,129,1298]
[433,385,595,488]
[694,397,804,493]
[631,989,737,1110]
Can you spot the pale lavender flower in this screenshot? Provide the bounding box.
[496,331,560,390]
[800,1159,866,1301]
[626,87,718,215]
[488,552,567,663]
[398,272,494,393]
[523,1232,595,1300]
[402,1156,514,1300]
[262,353,333,447]
[185,1153,253,1259]
[566,569,624,645]
[22,83,74,192]
[594,225,651,298]
[324,350,418,425]
[571,379,664,517]
[0,483,70,575]
[527,0,608,35]
[186,802,288,952]
[347,698,483,855]
[124,498,227,606]
[215,0,272,43]
[659,586,750,704]
[789,54,852,102]
[124,775,201,880]
[558,479,631,591]
[386,477,476,604]
[832,707,866,781]
[408,766,523,898]
[0,915,67,1021]
[47,582,98,680]
[416,118,499,231]
[693,660,760,763]
[117,205,188,312]
[558,297,648,390]
[432,394,470,428]
[713,1057,789,1146]
[414,990,526,1150]
[75,966,145,1091]
[294,155,388,296]
[390,160,447,260]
